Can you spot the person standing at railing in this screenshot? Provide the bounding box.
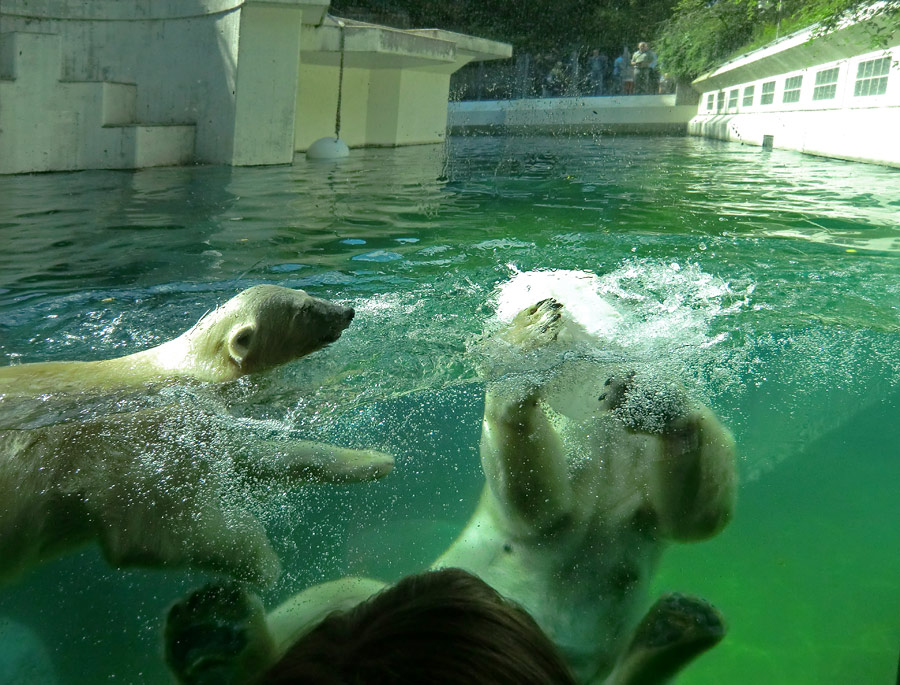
[632,42,657,94]
[587,49,608,95]
[613,47,634,95]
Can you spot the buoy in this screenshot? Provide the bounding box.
[306,17,349,161]
[306,137,350,159]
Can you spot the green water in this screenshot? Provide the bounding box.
[1,136,898,683]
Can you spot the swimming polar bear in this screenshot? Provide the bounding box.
[0,284,359,395]
[164,295,736,684]
[0,285,394,586]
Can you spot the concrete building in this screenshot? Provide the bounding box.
[0,0,510,174]
[689,8,899,167]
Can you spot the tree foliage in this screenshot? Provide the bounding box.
[656,0,900,79]
[333,0,898,80]
[331,0,678,58]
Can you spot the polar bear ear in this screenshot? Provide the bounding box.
[227,323,257,367]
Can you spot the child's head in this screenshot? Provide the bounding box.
[261,567,576,684]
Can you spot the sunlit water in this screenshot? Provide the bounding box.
[1,136,898,684]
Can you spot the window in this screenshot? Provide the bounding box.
[813,67,840,100]
[760,80,775,104]
[706,93,714,111]
[783,75,802,103]
[742,85,755,107]
[854,56,890,96]
[716,91,724,112]
[728,89,738,109]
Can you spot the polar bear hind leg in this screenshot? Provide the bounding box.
[599,593,726,685]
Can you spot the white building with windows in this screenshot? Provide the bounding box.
[689,9,899,167]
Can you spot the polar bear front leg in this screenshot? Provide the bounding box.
[61,409,282,585]
[244,441,394,485]
[481,299,573,535]
[92,479,282,586]
[599,374,737,541]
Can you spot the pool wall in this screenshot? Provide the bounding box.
[689,10,900,167]
[447,92,699,135]
[0,0,510,174]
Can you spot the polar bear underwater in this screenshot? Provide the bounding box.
[164,270,737,685]
[0,285,394,586]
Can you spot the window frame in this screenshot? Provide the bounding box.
[727,88,739,110]
[854,56,890,97]
[812,67,840,101]
[782,75,802,104]
[742,85,755,107]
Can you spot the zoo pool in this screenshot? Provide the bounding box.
[1,135,899,684]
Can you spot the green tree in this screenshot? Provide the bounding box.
[655,0,899,80]
[331,0,678,58]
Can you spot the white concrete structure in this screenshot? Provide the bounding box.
[690,10,899,167]
[448,92,699,135]
[296,20,512,150]
[0,1,510,174]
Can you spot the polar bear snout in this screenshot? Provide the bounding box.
[308,299,354,344]
[334,302,355,329]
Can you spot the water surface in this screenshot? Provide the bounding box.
[1,136,898,683]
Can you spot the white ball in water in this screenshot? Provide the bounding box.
[494,268,621,337]
[306,137,350,160]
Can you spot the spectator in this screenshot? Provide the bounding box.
[543,61,567,97]
[165,569,578,685]
[263,569,578,684]
[631,42,657,94]
[621,47,636,94]
[658,72,676,94]
[587,49,608,95]
[612,53,624,94]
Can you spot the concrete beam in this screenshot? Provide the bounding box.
[294,18,511,150]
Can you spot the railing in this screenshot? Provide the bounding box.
[450,52,674,101]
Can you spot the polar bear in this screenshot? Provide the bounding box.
[163,296,736,685]
[0,285,394,586]
[0,284,359,395]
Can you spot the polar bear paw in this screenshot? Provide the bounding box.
[165,582,273,685]
[599,372,690,435]
[500,298,564,351]
[605,593,725,685]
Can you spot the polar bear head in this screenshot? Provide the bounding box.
[184,285,355,378]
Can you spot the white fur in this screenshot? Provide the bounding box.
[494,267,622,337]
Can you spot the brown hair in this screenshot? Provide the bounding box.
[260,567,576,684]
